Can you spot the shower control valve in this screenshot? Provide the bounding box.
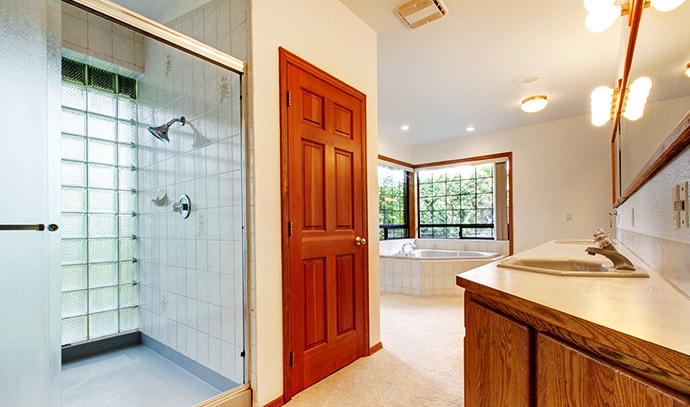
[173,194,191,219]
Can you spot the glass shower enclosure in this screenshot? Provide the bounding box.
[0,0,248,404]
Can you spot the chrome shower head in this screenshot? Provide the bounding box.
[148,116,186,143]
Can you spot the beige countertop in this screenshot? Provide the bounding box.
[456,240,690,358]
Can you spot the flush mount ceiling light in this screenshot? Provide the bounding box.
[400,124,410,131]
[395,0,448,29]
[521,95,548,113]
[584,0,686,32]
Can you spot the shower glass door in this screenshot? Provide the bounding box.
[61,0,247,394]
[0,0,62,405]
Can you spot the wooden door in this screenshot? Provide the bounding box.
[279,48,369,400]
[464,298,532,407]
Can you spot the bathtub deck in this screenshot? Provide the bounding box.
[61,345,221,406]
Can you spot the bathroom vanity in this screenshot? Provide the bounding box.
[457,240,690,406]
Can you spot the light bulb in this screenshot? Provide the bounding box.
[591,86,613,126]
[650,0,686,12]
[685,62,690,78]
[623,77,652,121]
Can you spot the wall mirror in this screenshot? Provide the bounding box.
[614,2,690,203]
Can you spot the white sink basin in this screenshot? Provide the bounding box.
[497,257,649,278]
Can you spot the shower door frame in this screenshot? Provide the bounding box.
[60,0,250,403]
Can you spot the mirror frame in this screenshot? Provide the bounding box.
[610,0,645,205]
[616,111,690,206]
[610,0,690,207]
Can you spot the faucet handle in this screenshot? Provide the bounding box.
[592,227,612,248]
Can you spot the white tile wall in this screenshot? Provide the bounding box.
[136,0,247,385]
[380,239,508,296]
[62,3,145,73]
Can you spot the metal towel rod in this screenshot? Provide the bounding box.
[0,224,59,231]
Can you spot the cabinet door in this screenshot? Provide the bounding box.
[465,299,532,407]
[537,333,690,407]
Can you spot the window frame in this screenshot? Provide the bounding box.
[377,162,412,240]
[416,162,496,239]
[378,153,513,253]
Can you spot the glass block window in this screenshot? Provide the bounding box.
[418,163,495,239]
[378,165,410,240]
[60,58,139,346]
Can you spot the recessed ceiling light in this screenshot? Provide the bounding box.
[513,72,545,86]
[521,95,548,113]
[466,125,475,132]
[401,124,410,131]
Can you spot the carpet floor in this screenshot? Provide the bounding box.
[284,292,465,407]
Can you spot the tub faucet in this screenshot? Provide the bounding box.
[585,228,636,271]
[400,242,416,255]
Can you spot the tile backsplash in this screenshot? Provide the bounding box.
[617,143,690,299]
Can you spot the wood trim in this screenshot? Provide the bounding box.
[369,341,383,354]
[278,47,292,403]
[262,396,285,407]
[612,139,618,205]
[407,172,418,239]
[611,0,644,145]
[610,0,644,204]
[616,111,690,206]
[378,154,414,169]
[507,152,514,255]
[413,152,511,169]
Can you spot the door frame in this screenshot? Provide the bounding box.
[278,47,370,402]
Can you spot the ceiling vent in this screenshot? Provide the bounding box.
[395,0,448,29]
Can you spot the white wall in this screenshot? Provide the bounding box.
[379,115,614,252]
[250,0,378,405]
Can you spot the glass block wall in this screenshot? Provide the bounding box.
[60,57,139,345]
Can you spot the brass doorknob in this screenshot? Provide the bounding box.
[355,236,367,246]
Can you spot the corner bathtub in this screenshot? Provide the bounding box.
[380,249,504,296]
[383,249,500,260]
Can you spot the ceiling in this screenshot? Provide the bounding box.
[338,0,690,145]
[112,0,690,147]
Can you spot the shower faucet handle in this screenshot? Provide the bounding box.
[173,194,191,219]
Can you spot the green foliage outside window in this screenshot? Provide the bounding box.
[378,165,409,240]
[418,163,494,239]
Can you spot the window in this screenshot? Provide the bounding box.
[418,163,495,239]
[60,57,139,345]
[378,164,410,240]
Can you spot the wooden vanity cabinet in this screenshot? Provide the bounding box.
[465,298,532,406]
[537,333,690,407]
[464,294,690,407]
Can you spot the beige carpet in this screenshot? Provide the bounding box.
[285,292,465,407]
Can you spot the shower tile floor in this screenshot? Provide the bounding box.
[61,345,221,407]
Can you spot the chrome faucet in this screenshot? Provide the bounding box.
[585,228,636,271]
[400,242,416,255]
